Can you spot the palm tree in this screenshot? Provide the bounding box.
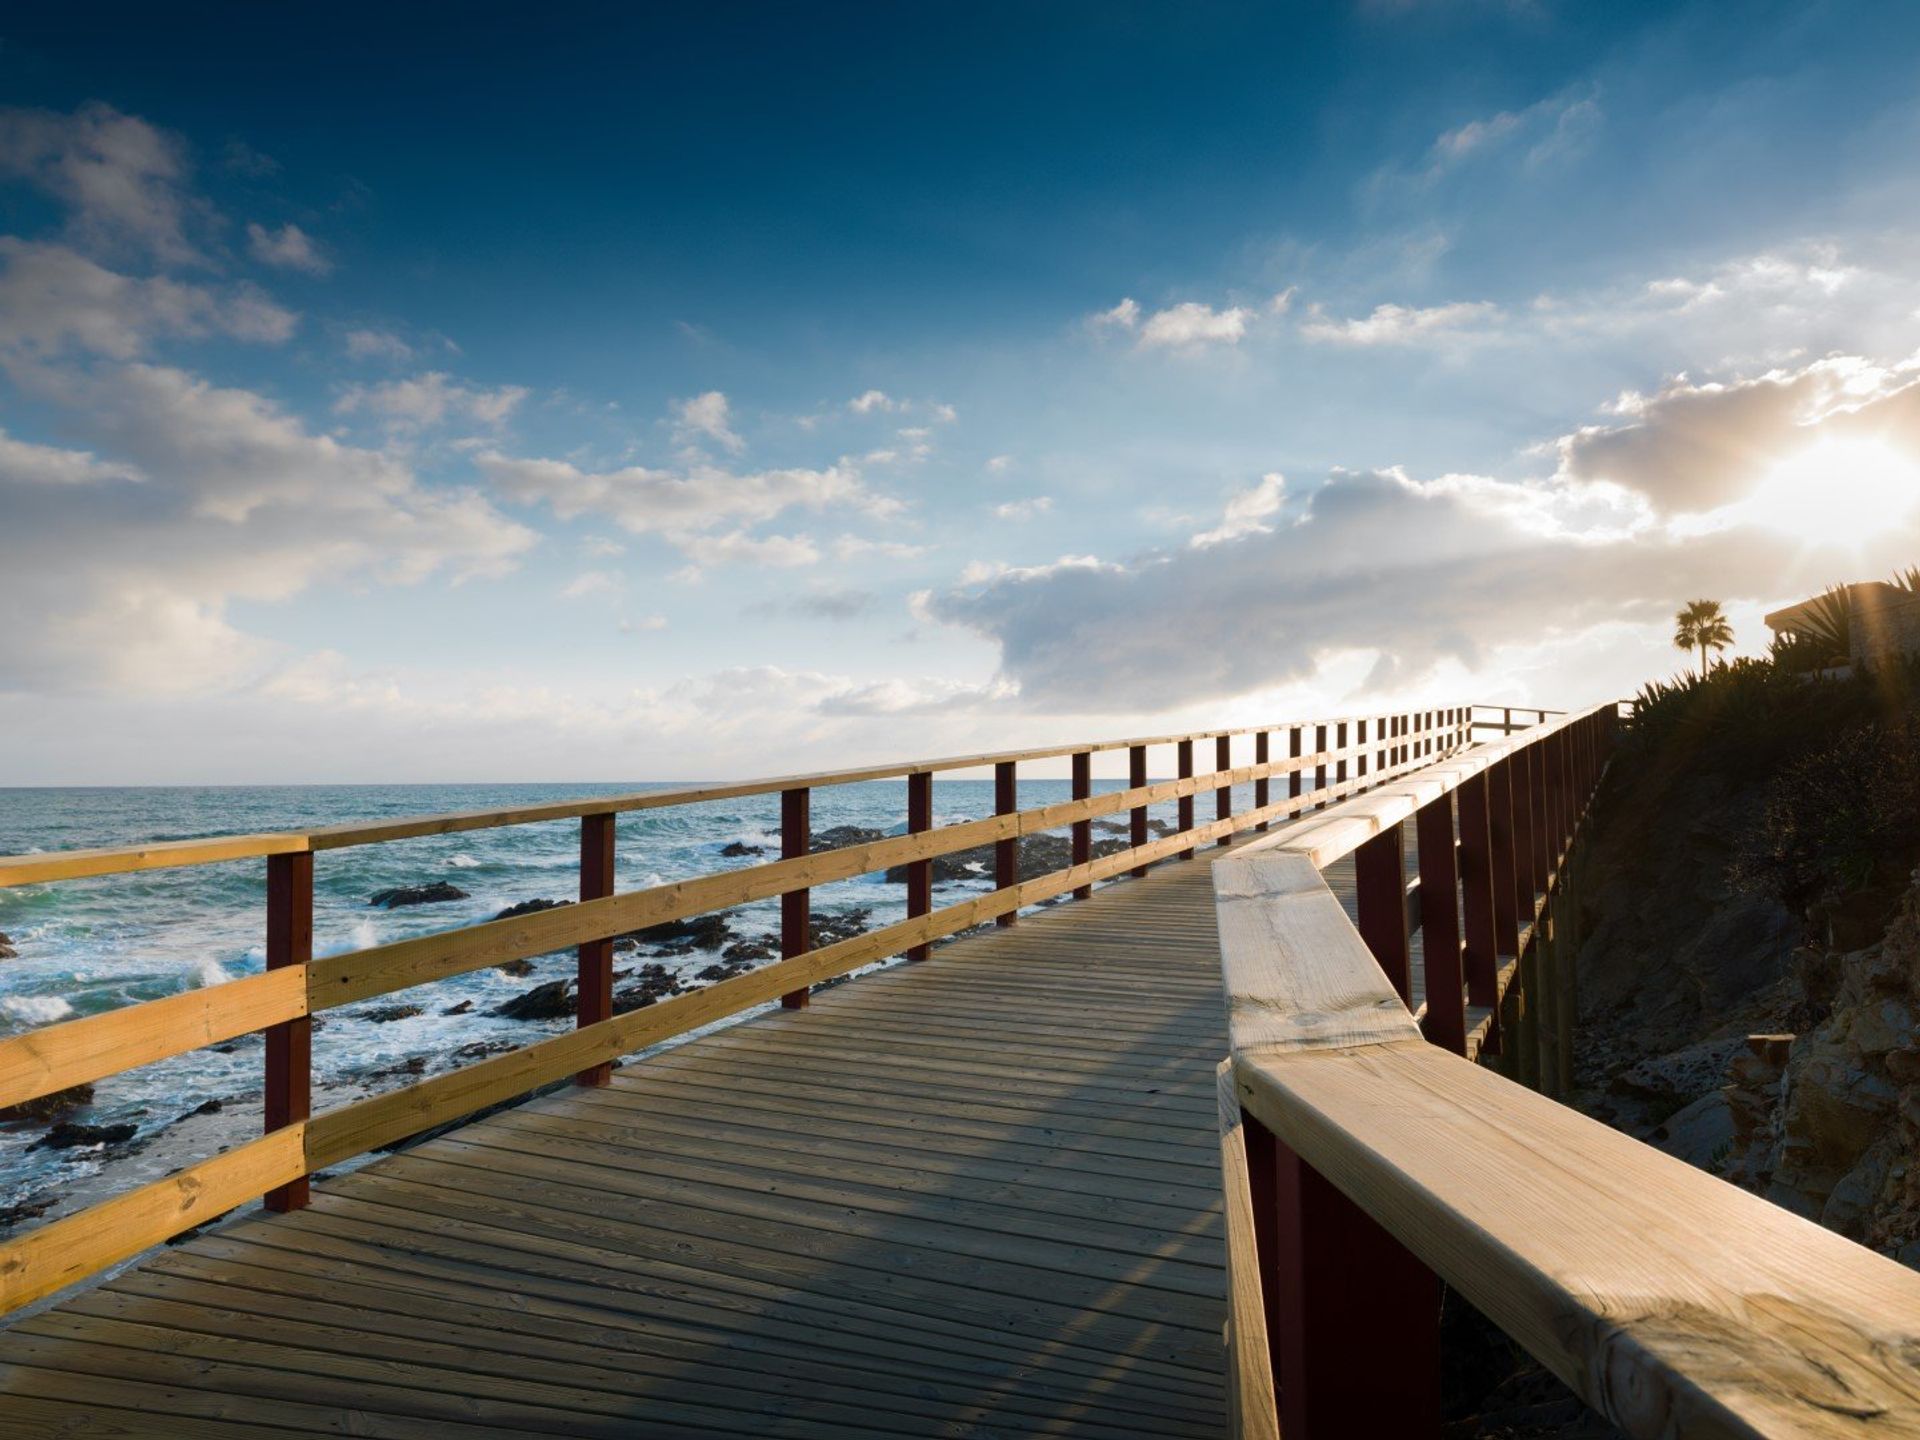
[1674,599,1734,678]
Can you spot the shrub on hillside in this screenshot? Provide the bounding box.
[1733,714,1920,920]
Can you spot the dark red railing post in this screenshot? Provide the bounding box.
[1456,771,1500,1054]
[1487,759,1521,960]
[994,760,1018,926]
[1529,741,1552,894]
[1313,725,1328,810]
[575,813,617,1083]
[907,771,933,959]
[779,787,811,1007]
[1355,718,1369,782]
[264,851,313,1212]
[1416,796,1467,1054]
[1355,823,1413,1004]
[1216,734,1233,847]
[1129,744,1149,878]
[1245,1110,1442,1439]
[1071,750,1093,899]
[1288,727,1304,812]
[1254,731,1271,831]
[1334,721,1349,800]
[1177,738,1196,860]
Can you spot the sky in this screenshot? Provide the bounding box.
[3,1,1920,783]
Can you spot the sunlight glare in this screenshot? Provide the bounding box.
[1736,437,1920,548]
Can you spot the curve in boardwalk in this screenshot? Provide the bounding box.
[0,843,1245,1437]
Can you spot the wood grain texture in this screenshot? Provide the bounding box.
[1218,1060,1281,1440]
[0,1125,307,1312]
[0,966,306,1109]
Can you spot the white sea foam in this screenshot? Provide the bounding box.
[2,994,73,1025]
[448,854,481,869]
[181,957,232,990]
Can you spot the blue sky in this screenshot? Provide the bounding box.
[4,1,1920,782]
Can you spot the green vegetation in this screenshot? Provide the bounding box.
[1673,598,1734,678]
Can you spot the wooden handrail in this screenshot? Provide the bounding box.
[0,706,1474,1313]
[1213,706,1920,1437]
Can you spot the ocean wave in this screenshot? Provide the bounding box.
[180,957,233,990]
[447,854,481,869]
[1,994,73,1025]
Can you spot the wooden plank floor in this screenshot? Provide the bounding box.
[0,840,1249,1438]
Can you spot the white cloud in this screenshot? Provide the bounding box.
[672,390,744,453]
[246,221,331,275]
[0,427,142,486]
[1140,302,1252,350]
[335,371,528,431]
[1418,90,1603,182]
[480,453,889,555]
[343,328,413,362]
[0,362,535,695]
[1299,299,1501,347]
[930,402,958,423]
[675,530,821,575]
[1268,287,1297,315]
[0,239,297,359]
[834,534,928,561]
[849,389,897,414]
[1091,297,1141,331]
[0,103,202,264]
[993,495,1052,521]
[985,454,1013,473]
[619,614,668,633]
[560,570,622,600]
[1191,473,1286,547]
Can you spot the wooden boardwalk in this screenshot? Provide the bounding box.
[0,844,1243,1437]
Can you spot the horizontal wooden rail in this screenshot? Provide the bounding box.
[1213,706,1920,1438]
[0,709,1430,889]
[0,706,1472,1314]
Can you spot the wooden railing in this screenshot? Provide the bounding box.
[1213,706,1920,1439]
[0,705,1483,1312]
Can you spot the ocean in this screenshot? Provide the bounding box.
[0,777,1242,1219]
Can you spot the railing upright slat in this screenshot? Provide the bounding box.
[1216,734,1233,848]
[1130,744,1149,878]
[995,760,1018,927]
[263,851,312,1212]
[779,787,811,1008]
[1178,739,1196,860]
[1415,796,1467,1054]
[906,772,933,960]
[1456,771,1500,1054]
[576,813,617,1083]
[1355,824,1413,1005]
[1254,732,1271,833]
[1071,751,1093,899]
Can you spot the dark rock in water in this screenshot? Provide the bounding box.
[1093,817,1176,838]
[723,936,777,963]
[370,881,468,909]
[0,1197,53,1227]
[720,840,766,858]
[613,988,659,1012]
[497,958,535,978]
[613,963,681,1013]
[696,961,749,982]
[493,979,574,1020]
[811,825,888,853]
[32,1121,137,1151]
[190,1098,223,1116]
[494,897,569,922]
[451,1039,516,1064]
[366,1055,428,1082]
[0,1082,94,1125]
[0,931,16,960]
[810,908,871,947]
[364,1004,424,1024]
[626,914,731,953]
[442,1000,474,1016]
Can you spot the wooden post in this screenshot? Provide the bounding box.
[1130,744,1149,878]
[1288,727,1303,813]
[1503,706,1513,736]
[1487,759,1521,961]
[1456,771,1500,1055]
[779,787,811,1008]
[1178,738,1196,860]
[907,771,933,960]
[575,813,616,1083]
[1245,1111,1442,1439]
[1537,900,1560,1098]
[994,760,1018,926]
[1356,718,1369,782]
[1416,796,1467,1055]
[1355,824,1412,1005]
[264,851,312,1212]
[1071,750,1093,899]
[1334,721,1349,800]
[1254,732,1271,832]
[1216,734,1233,847]
[1313,725,1328,811]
